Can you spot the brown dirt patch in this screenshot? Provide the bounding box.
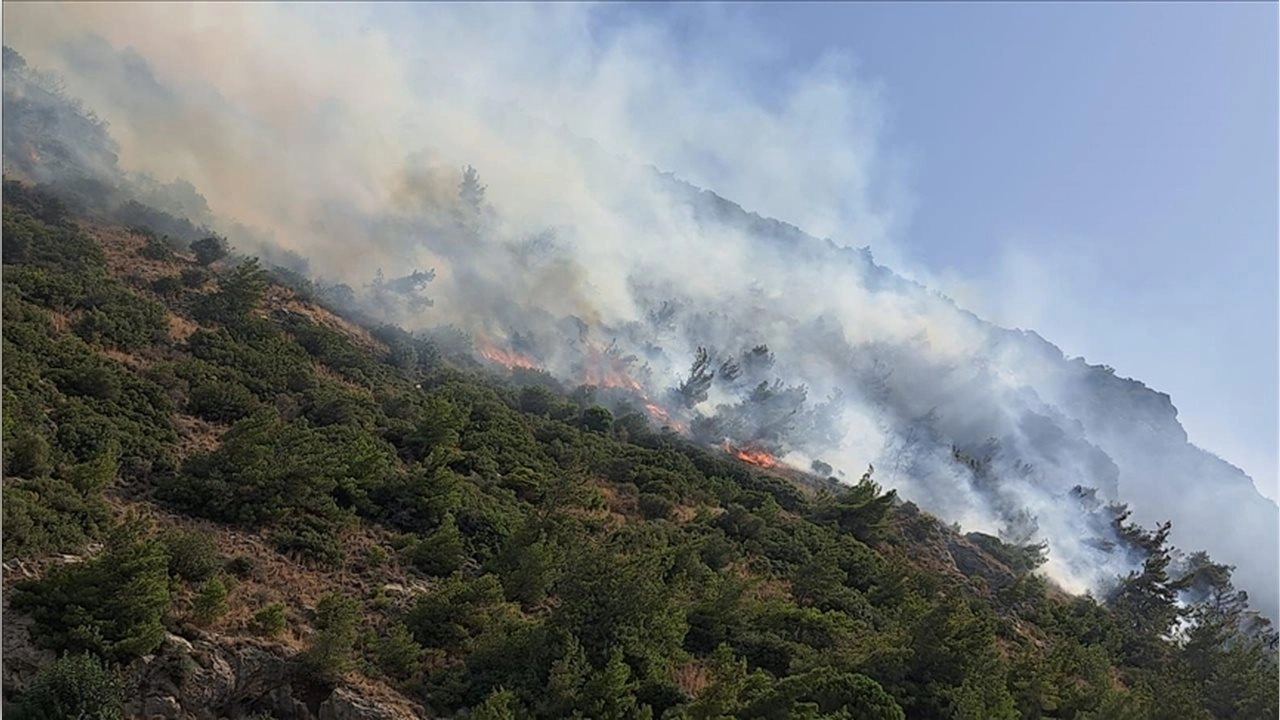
[173,413,225,459]
[168,313,199,343]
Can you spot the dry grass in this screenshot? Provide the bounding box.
[266,289,388,357]
[90,225,181,283]
[48,310,71,333]
[168,312,199,343]
[102,347,151,370]
[173,413,225,459]
[673,660,712,698]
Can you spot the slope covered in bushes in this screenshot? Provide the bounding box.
[2,180,1276,719]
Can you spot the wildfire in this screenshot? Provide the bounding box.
[582,341,644,393]
[585,367,643,393]
[644,402,689,433]
[644,402,670,423]
[475,334,690,432]
[723,440,780,469]
[475,337,539,371]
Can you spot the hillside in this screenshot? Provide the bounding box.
[4,40,1277,623]
[3,179,1278,719]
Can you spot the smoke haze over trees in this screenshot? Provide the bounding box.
[2,10,1279,712]
[2,4,1276,623]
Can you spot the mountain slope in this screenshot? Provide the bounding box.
[4,44,1274,621]
[2,42,1278,718]
[3,179,1277,719]
[658,175,1280,619]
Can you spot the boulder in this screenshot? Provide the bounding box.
[125,633,306,720]
[318,687,419,720]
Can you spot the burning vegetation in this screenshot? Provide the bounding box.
[475,336,539,370]
[581,340,644,393]
[472,334,802,464]
[723,440,781,469]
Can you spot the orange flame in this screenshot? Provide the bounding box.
[475,337,539,370]
[476,335,692,433]
[723,441,780,469]
[585,367,643,393]
[643,402,689,433]
[582,341,643,393]
[644,402,670,423]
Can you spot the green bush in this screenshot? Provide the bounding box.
[138,236,177,262]
[5,430,52,478]
[2,478,112,560]
[302,593,362,681]
[11,519,171,664]
[191,577,230,625]
[160,527,222,583]
[365,545,390,569]
[372,623,424,681]
[226,555,257,579]
[407,514,465,576]
[180,267,209,288]
[9,652,123,720]
[270,513,346,567]
[470,687,519,720]
[191,235,228,266]
[638,493,675,521]
[186,379,260,423]
[252,602,288,637]
[72,287,168,351]
[162,410,394,531]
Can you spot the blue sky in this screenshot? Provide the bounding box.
[588,2,1278,499]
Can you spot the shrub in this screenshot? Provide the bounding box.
[638,493,675,521]
[191,236,228,266]
[2,478,112,560]
[365,545,390,569]
[470,687,519,720]
[302,593,362,681]
[252,602,288,637]
[180,267,209,288]
[138,236,177,262]
[270,514,345,568]
[11,519,171,663]
[191,577,229,626]
[406,514,464,577]
[372,623,424,681]
[160,527,222,583]
[149,275,183,297]
[187,379,259,423]
[9,652,123,720]
[226,555,257,579]
[580,406,614,434]
[5,430,52,478]
[72,289,168,351]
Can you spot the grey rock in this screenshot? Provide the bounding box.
[318,687,418,720]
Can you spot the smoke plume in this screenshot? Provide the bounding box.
[4,3,1275,618]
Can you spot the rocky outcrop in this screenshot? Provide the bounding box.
[122,633,420,720]
[1,593,56,695]
[124,633,306,719]
[319,687,417,720]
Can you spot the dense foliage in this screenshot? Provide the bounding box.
[2,182,1276,718]
[5,652,124,720]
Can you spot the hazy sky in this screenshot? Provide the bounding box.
[587,2,1279,500]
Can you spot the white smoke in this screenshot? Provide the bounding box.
[4,2,1274,617]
